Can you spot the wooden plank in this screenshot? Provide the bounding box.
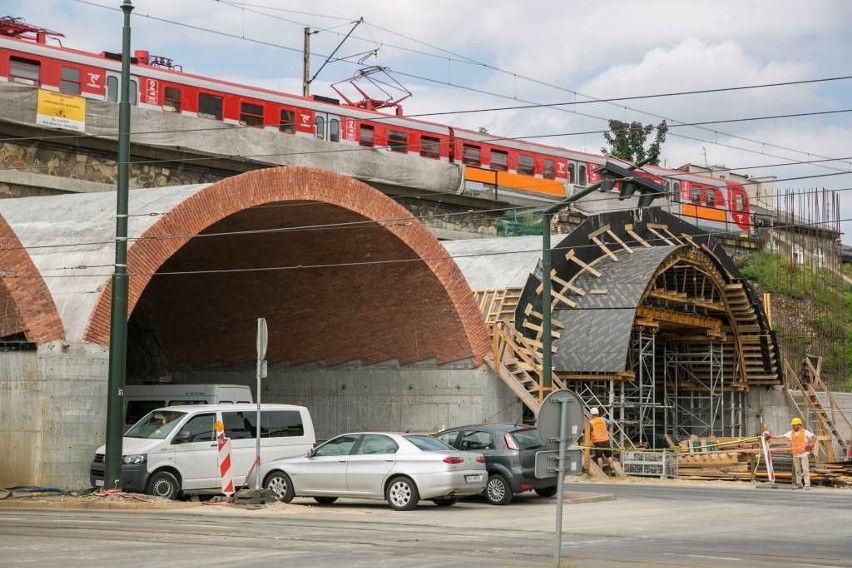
[591,235,619,261]
[645,225,674,246]
[624,224,652,248]
[565,250,603,277]
[606,228,633,254]
[550,269,586,297]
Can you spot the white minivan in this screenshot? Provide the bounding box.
[123,384,253,430]
[91,403,315,499]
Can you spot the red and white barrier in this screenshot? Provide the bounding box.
[216,420,234,496]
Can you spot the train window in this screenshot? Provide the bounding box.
[329,118,340,142]
[706,189,716,207]
[463,144,481,166]
[490,150,508,171]
[691,186,701,203]
[279,109,296,134]
[60,67,81,95]
[568,163,576,184]
[543,159,555,180]
[9,57,40,86]
[198,93,223,120]
[315,115,326,140]
[420,135,440,159]
[579,164,587,186]
[518,155,535,176]
[735,194,745,211]
[389,130,408,153]
[106,75,118,102]
[673,181,681,197]
[360,124,375,146]
[164,87,181,112]
[106,76,138,105]
[240,102,264,127]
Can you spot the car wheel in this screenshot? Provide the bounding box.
[432,497,458,507]
[535,486,558,498]
[146,470,180,500]
[385,476,420,511]
[264,471,295,503]
[313,496,338,505]
[485,474,513,505]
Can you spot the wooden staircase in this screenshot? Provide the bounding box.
[722,282,779,385]
[488,320,567,415]
[787,356,852,462]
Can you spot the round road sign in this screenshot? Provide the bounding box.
[536,389,583,446]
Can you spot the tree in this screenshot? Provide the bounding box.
[602,120,668,165]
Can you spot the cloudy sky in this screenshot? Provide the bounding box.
[10,0,852,243]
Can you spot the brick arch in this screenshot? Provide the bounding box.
[0,215,64,343]
[84,166,489,365]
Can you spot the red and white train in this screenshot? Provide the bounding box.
[0,17,751,233]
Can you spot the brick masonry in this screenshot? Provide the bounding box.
[0,215,64,342]
[84,167,491,367]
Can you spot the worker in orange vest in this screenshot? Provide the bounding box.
[766,417,817,490]
[589,407,617,475]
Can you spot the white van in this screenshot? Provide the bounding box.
[91,403,315,498]
[123,384,253,429]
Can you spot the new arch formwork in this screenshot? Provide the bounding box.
[491,209,780,447]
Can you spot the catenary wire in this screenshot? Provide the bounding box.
[25,213,852,278]
[68,0,852,174]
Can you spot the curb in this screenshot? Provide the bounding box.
[0,499,205,510]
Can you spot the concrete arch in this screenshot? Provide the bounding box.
[84,167,490,366]
[0,215,64,342]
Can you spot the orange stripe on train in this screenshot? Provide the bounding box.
[465,167,565,197]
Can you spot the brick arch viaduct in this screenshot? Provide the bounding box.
[0,167,489,368]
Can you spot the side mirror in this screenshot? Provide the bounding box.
[172,430,191,445]
[306,448,316,458]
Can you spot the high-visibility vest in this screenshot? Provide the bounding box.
[590,417,609,444]
[790,429,808,455]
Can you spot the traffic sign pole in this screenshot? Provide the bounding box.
[536,389,584,567]
[554,397,569,567]
[255,318,268,490]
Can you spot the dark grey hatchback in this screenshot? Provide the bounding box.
[435,423,557,505]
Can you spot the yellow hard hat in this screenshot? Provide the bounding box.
[790,417,803,426]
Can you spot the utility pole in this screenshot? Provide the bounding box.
[104,0,133,489]
[302,27,311,97]
[302,18,363,98]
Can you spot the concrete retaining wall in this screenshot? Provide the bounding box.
[0,343,109,489]
[748,386,852,459]
[172,361,519,440]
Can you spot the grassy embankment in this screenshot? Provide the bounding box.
[737,252,852,391]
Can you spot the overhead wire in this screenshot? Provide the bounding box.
[68,0,852,175]
[5,180,851,259]
[24,213,852,279]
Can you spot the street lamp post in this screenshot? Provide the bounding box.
[104,0,134,489]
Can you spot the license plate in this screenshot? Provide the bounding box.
[465,474,483,483]
[94,479,104,487]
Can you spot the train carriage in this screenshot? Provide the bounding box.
[0,17,751,235]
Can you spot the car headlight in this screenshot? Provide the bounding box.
[122,454,147,465]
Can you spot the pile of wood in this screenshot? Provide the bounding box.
[676,436,759,481]
[672,436,852,486]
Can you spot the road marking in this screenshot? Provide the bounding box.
[663,553,742,562]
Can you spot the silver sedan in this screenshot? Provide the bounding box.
[259,432,487,510]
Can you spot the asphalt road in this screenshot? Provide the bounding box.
[0,480,850,567]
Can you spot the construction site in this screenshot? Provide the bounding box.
[0,77,850,490]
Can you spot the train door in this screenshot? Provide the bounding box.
[314,112,340,142]
[105,71,138,105]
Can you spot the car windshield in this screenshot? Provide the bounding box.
[406,435,454,451]
[510,428,545,450]
[125,410,186,439]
